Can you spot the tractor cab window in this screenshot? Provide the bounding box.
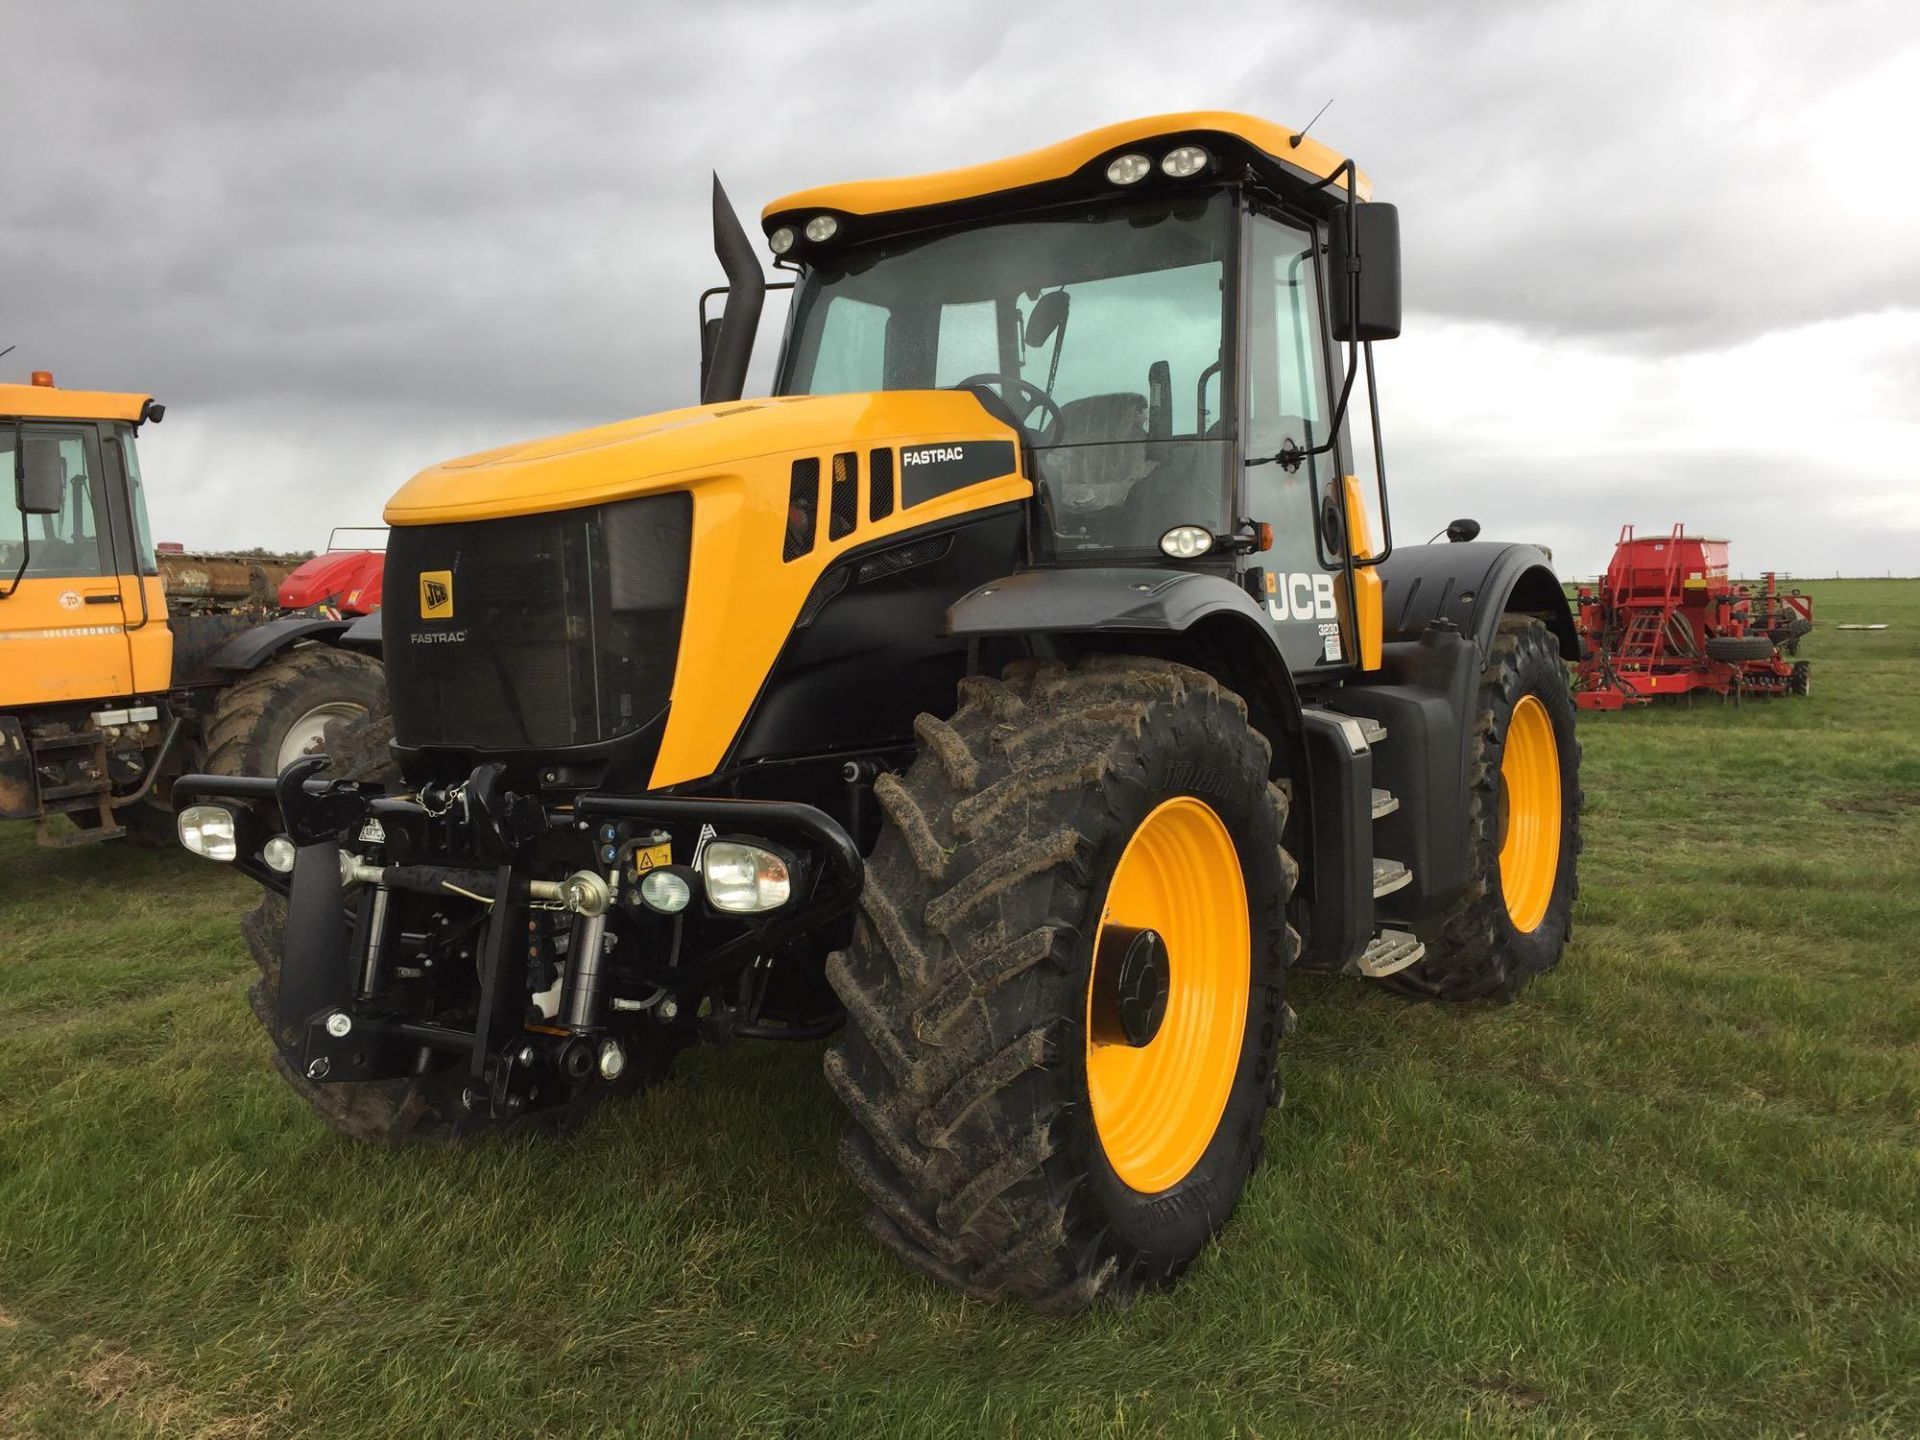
[114,424,162,575]
[0,427,110,580]
[780,192,1235,560]
[1244,213,1337,573]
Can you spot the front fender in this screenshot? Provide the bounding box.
[946,567,1272,638]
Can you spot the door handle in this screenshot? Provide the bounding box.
[84,593,123,605]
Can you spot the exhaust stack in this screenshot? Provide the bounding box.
[701,174,766,404]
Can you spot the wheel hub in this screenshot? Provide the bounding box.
[1091,925,1171,1048]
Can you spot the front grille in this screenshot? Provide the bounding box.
[384,493,691,751]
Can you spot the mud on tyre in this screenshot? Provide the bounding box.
[824,656,1299,1313]
[206,645,386,779]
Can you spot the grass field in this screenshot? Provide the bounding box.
[2,580,1915,1438]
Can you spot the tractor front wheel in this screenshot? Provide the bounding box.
[1376,615,1582,1002]
[825,656,1297,1313]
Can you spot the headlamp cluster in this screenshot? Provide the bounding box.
[1106,144,1213,185]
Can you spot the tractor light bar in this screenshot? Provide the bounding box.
[178,805,238,862]
[1106,153,1151,185]
[702,841,793,913]
[1160,145,1210,178]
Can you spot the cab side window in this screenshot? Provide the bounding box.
[805,296,890,395]
[1246,214,1331,462]
[0,428,110,579]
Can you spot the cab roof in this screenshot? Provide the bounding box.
[1,379,152,424]
[761,110,1372,243]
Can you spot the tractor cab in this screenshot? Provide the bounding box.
[2,373,172,710]
[757,112,1401,676]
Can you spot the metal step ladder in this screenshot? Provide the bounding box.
[1355,927,1426,978]
[1331,711,1427,979]
[28,727,126,847]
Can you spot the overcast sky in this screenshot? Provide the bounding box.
[8,0,1918,577]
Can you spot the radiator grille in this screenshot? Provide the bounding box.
[384,493,690,751]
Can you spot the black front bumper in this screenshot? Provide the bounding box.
[174,770,862,1099]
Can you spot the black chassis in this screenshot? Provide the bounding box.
[173,759,859,1118]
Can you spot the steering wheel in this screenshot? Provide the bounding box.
[954,373,1065,441]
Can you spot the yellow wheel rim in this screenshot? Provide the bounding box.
[1498,694,1562,933]
[1086,796,1250,1194]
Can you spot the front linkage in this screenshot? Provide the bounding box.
[176,758,861,1125]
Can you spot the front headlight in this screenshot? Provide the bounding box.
[702,841,793,913]
[178,805,238,862]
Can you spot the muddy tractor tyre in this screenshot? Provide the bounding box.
[825,656,1297,1313]
[1704,634,1776,664]
[205,645,386,779]
[244,704,679,1143]
[1376,615,1582,1003]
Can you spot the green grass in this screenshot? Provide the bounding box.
[3,581,1916,1438]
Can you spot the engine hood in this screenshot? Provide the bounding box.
[384,390,1020,525]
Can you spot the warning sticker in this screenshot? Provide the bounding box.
[631,841,672,874]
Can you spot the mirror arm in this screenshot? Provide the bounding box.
[1355,341,1394,566]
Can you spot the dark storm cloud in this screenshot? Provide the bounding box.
[5,1,1916,562]
[11,0,1918,417]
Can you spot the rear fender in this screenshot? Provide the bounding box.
[203,616,354,674]
[1374,542,1577,661]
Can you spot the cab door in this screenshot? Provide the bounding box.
[1242,208,1348,674]
[0,425,138,708]
[98,425,173,695]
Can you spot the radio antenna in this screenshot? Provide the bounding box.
[1289,99,1333,149]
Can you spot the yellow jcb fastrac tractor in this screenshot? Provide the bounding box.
[2,374,383,845]
[175,113,1581,1312]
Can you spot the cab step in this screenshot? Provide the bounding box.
[1355,716,1387,746]
[1355,928,1426,978]
[1370,787,1399,820]
[1372,857,1412,898]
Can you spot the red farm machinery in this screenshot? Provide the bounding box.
[1574,525,1812,710]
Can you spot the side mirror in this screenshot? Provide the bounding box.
[1328,202,1402,342]
[16,434,64,516]
[1446,518,1481,544]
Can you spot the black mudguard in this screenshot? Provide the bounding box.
[204,616,355,675]
[340,612,384,657]
[1374,541,1577,661]
[947,566,1271,638]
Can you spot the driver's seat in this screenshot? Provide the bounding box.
[1047,391,1149,502]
